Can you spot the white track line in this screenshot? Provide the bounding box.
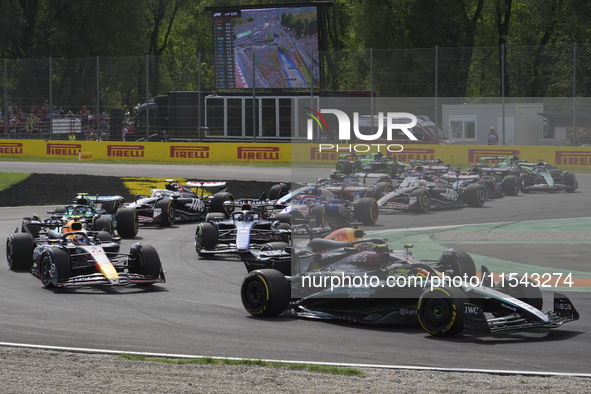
[1,342,589,378]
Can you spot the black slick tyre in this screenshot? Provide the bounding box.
[336,160,353,174]
[502,175,520,196]
[464,184,486,207]
[564,172,577,192]
[129,245,163,284]
[386,162,399,178]
[519,172,531,193]
[116,207,138,238]
[156,198,175,226]
[417,286,466,337]
[410,188,431,213]
[211,192,235,217]
[93,216,113,234]
[437,249,476,279]
[241,269,290,317]
[195,223,219,255]
[269,184,289,200]
[6,233,34,271]
[354,198,379,225]
[493,275,543,316]
[39,249,71,288]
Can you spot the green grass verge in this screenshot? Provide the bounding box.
[119,354,364,377]
[0,172,32,192]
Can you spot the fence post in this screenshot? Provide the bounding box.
[97,56,100,137]
[198,53,202,142]
[146,54,149,141]
[370,48,374,136]
[435,46,438,144]
[49,57,53,137]
[4,58,6,138]
[252,51,256,142]
[573,42,577,146]
[501,44,505,146]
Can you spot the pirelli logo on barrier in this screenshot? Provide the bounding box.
[555,150,591,166]
[170,146,210,159]
[46,143,82,156]
[468,148,520,163]
[237,146,279,160]
[385,148,435,161]
[310,146,339,161]
[107,145,144,158]
[0,142,23,155]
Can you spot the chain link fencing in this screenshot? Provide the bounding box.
[1,44,590,144]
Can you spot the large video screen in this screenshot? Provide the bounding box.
[212,5,319,89]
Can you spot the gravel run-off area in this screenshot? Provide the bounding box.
[0,347,590,393]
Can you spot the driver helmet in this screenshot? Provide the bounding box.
[75,206,86,215]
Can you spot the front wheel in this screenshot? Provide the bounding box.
[564,172,577,192]
[241,269,290,317]
[519,172,531,194]
[195,223,219,255]
[417,286,466,337]
[128,245,163,284]
[39,249,71,288]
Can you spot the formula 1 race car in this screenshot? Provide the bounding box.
[239,233,579,337]
[509,159,578,193]
[268,184,380,227]
[335,152,405,177]
[194,202,291,256]
[439,166,521,198]
[125,180,234,226]
[378,176,486,213]
[6,221,165,288]
[38,194,138,238]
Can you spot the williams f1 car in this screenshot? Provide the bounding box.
[239,231,579,337]
[6,221,165,288]
[195,200,291,256]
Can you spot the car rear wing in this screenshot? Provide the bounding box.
[75,194,125,203]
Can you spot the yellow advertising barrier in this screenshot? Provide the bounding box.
[2,140,591,168]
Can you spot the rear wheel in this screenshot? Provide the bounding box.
[417,286,466,337]
[195,223,219,255]
[155,199,175,226]
[93,216,113,234]
[437,249,476,279]
[115,207,138,238]
[308,206,327,227]
[354,198,379,225]
[269,184,289,201]
[410,188,431,213]
[464,184,486,207]
[375,181,394,196]
[502,175,520,196]
[241,269,290,317]
[128,245,162,284]
[6,233,34,271]
[386,163,399,178]
[211,192,234,217]
[39,249,71,288]
[336,160,353,174]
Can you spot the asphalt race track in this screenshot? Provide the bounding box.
[1,163,590,375]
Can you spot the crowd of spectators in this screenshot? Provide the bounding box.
[0,101,114,140]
